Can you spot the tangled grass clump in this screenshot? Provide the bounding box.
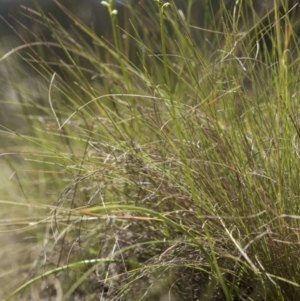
[1,0,300,300]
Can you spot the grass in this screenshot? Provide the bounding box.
[1,0,300,300]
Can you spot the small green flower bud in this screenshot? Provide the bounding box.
[101,1,109,7]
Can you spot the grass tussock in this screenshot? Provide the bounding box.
[1,0,300,300]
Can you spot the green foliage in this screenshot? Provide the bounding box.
[1,0,300,300]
